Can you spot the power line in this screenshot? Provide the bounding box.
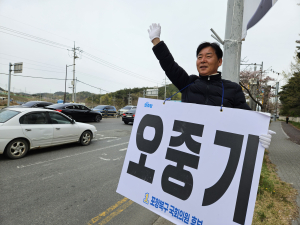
[23,67,65,73]
[0,30,68,50]
[83,51,160,83]
[0,72,71,80]
[0,14,73,42]
[82,53,160,84]
[0,72,110,93]
[0,53,64,69]
[0,27,160,84]
[77,80,110,93]
[0,26,72,48]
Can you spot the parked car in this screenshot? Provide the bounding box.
[46,103,102,122]
[0,108,97,159]
[122,109,136,124]
[118,105,137,116]
[6,101,53,108]
[91,105,117,116]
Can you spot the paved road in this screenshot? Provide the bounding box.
[0,118,160,225]
[268,121,300,225]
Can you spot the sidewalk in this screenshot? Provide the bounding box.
[268,121,300,225]
[153,121,300,225]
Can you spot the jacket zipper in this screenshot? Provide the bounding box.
[205,80,210,104]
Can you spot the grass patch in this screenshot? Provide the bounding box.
[252,150,299,224]
[289,121,300,130]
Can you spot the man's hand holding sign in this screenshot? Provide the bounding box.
[117,24,275,225]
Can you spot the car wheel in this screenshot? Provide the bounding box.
[94,115,102,122]
[5,139,29,159]
[124,121,129,124]
[80,131,92,146]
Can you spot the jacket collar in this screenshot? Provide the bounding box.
[199,72,222,80]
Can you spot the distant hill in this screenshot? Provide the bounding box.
[0,87,5,92]
[54,91,69,95]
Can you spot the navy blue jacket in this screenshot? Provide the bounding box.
[153,41,251,110]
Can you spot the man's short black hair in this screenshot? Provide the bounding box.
[196,42,223,59]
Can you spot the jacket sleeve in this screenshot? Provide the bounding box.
[152,41,191,90]
[233,84,252,110]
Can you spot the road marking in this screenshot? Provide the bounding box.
[42,175,54,180]
[87,197,129,224]
[99,157,110,161]
[98,200,133,225]
[107,138,121,143]
[119,148,127,151]
[112,156,123,161]
[99,137,118,140]
[17,142,129,169]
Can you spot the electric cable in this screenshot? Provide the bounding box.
[0,30,68,50]
[83,51,160,83]
[0,26,71,48]
[83,54,160,84]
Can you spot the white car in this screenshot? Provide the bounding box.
[118,105,137,115]
[0,108,97,159]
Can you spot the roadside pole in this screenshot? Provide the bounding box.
[222,0,244,83]
[7,63,12,107]
[274,81,279,121]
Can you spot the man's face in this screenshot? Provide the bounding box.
[196,46,222,76]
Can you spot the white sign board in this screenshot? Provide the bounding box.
[117,98,270,225]
[146,89,158,97]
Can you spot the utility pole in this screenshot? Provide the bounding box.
[222,0,244,83]
[113,95,116,106]
[274,82,279,121]
[128,92,132,105]
[99,89,101,104]
[64,64,72,103]
[68,42,81,103]
[7,62,23,106]
[75,77,77,102]
[7,63,12,107]
[143,89,146,98]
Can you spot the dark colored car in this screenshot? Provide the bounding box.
[92,105,117,117]
[46,103,102,122]
[7,101,53,108]
[122,109,136,124]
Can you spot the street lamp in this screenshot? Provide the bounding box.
[64,64,73,104]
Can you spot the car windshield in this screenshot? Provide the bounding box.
[46,104,64,109]
[123,106,133,110]
[22,102,37,107]
[126,109,136,113]
[94,105,107,109]
[0,109,20,123]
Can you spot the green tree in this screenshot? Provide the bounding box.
[279,49,300,116]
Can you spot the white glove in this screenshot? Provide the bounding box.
[259,130,276,149]
[148,23,161,41]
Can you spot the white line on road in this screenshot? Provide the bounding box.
[99,157,111,161]
[107,138,121,142]
[99,137,118,140]
[113,157,123,161]
[119,148,127,151]
[42,175,54,180]
[17,142,129,169]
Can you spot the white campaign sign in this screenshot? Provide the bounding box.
[117,98,270,225]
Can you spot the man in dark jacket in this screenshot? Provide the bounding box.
[148,23,275,149]
[148,24,250,110]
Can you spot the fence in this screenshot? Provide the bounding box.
[279,116,300,123]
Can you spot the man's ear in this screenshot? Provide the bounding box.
[218,58,223,67]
